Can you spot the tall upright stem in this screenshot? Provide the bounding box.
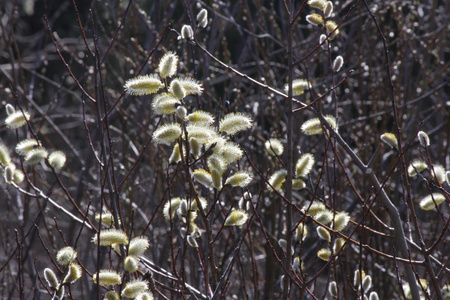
[283,1,294,298]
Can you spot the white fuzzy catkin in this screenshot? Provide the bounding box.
[332,55,344,72]
[197,9,208,28]
[323,1,333,18]
[180,24,194,40]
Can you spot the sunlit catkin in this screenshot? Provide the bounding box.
[354,269,366,287]
[163,198,182,220]
[361,275,372,292]
[95,212,117,226]
[180,24,194,40]
[4,165,14,183]
[13,169,24,184]
[306,13,324,26]
[295,153,315,177]
[44,268,59,289]
[334,211,350,231]
[333,238,345,253]
[158,52,178,78]
[136,291,154,300]
[317,248,331,261]
[303,201,326,217]
[15,138,39,156]
[152,93,180,115]
[380,132,398,149]
[5,110,30,129]
[432,164,446,184]
[176,105,187,119]
[169,143,182,164]
[124,75,164,95]
[197,8,208,28]
[285,79,311,96]
[225,170,252,188]
[325,20,340,39]
[323,1,333,18]
[301,115,337,135]
[169,79,186,99]
[48,150,66,170]
[0,143,11,167]
[193,169,213,188]
[93,270,122,286]
[407,160,428,177]
[62,263,82,284]
[121,279,149,298]
[295,223,308,241]
[329,281,338,298]
[24,147,48,165]
[332,55,343,72]
[315,210,333,225]
[419,193,445,210]
[316,226,331,242]
[220,141,243,164]
[187,235,199,248]
[5,104,15,115]
[265,138,284,156]
[124,255,140,273]
[292,178,306,190]
[177,77,203,95]
[105,291,120,300]
[267,169,287,192]
[129,236,150,256]
[369,291,379,300]
[187,110,215,125]
[417,130,430,147]
[224,209,249,226]
[93,229,129,246]
[308,0,326,9]
[219,113,253,136]
[152,123,182,144]
[56,246,77,266]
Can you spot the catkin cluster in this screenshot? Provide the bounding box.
[124,48,254,246]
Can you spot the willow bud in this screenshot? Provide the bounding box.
[124,255,139,273]
[197,9,208,28]
[380,132,398,149]
[180,24,194,40]
[332,55,344,72]
[417,131,430,147]
[44,268,59,289]
[158,52,178,78]
[5,104,15,115]
[170,79,186,99]
[316,226,331,242]
[0,143,11,167]
[306,13,324,26]
[323,1,333,18]
[317,248,331,261]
